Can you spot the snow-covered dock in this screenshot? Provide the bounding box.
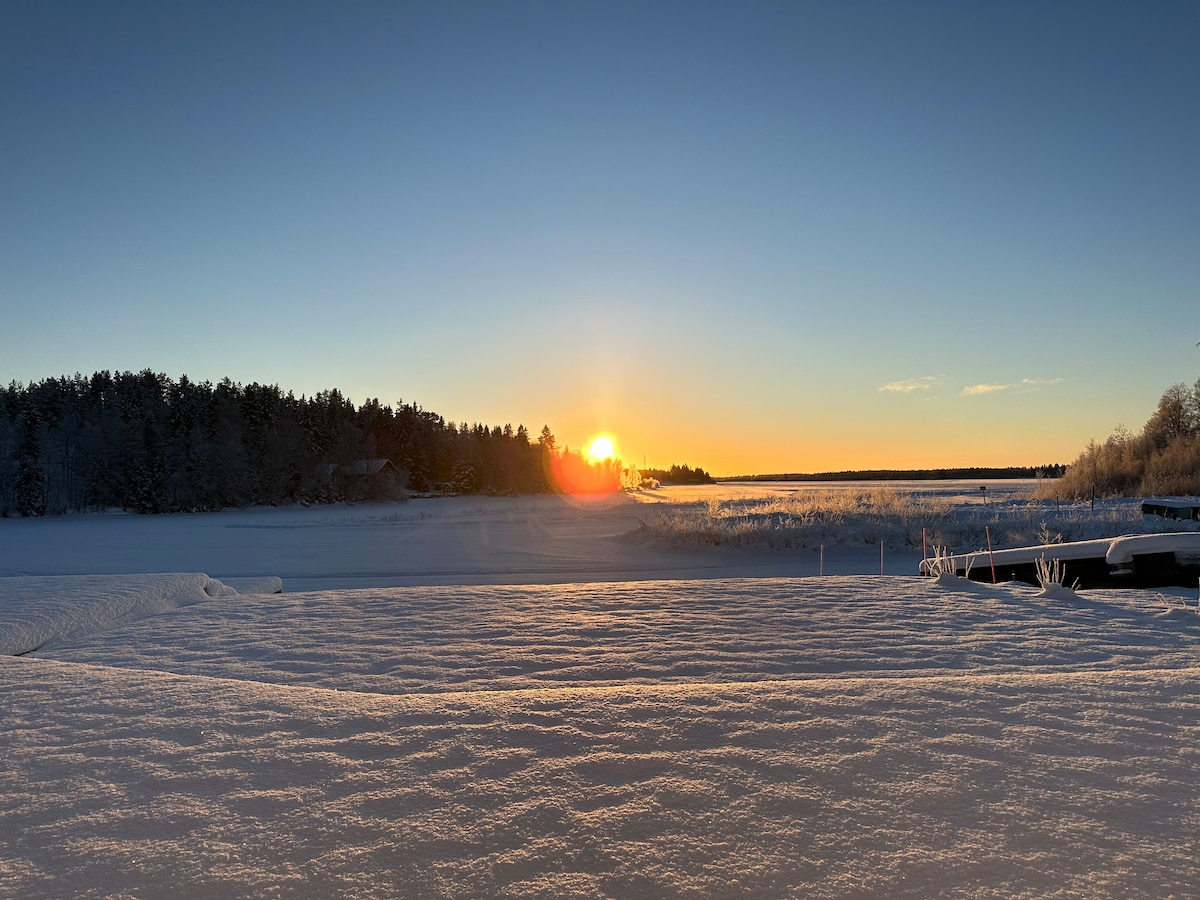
[921,532,1200,588]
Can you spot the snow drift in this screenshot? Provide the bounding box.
[5,572,1200,898]
[0,573,281,656]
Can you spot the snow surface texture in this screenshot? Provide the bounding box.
[4,489,1200,897]
[0,573,281,656]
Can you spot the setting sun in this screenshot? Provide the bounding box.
[585,435,616,463]
[545,433,624,498]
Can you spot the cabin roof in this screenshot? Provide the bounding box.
[341,459,398,477]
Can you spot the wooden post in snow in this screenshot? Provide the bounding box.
[986,526,997,584]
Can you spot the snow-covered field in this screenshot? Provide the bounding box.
[4,485,1200,897]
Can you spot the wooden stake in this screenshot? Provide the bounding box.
[986,526,997,584]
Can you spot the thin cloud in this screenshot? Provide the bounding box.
[962,383,1009,395]
[962,378,1064,396]
[880,376,944,394]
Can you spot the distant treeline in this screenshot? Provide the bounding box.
[0,370,618,517]
[641,464,716,485]
[725,466,1066,483]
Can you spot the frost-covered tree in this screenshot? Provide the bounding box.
[1143,382,1197,450]
[1044,379,1200,499]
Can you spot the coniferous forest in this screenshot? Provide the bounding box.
[639,464,716,485]
[0,370,625,517]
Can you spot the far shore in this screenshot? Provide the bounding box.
[716,465,1058,482]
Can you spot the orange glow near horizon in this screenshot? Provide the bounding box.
[616,438,1077,481]
[557,395,1092,482]
[544,432,625,502]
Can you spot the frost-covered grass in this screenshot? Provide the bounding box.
[631,486,1200,553]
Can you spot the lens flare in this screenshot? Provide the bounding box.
[543,433,625,505]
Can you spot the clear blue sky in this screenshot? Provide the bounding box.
[3,1,1196,475]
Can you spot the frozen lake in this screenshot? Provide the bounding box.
[3,483,992,589]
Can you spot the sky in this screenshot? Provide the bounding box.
[2,1,1197,477]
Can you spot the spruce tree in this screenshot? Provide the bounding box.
[13,410,46,517]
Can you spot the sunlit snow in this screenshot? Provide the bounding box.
[3,486,1200,897]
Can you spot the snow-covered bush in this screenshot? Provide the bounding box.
[923,546,974,580]
[1033,554,1080,599]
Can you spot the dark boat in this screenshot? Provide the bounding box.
[1141,498,1200,521]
